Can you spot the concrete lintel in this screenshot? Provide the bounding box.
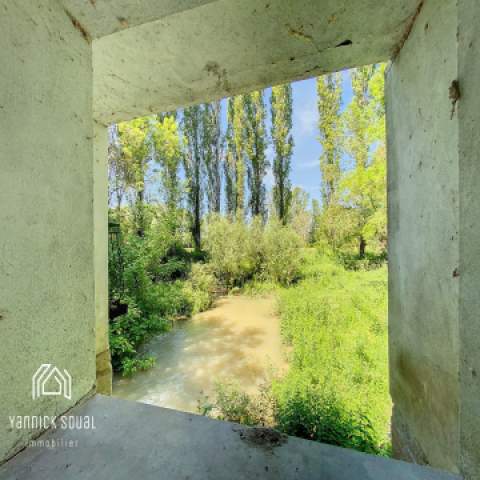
[92,0,421,124]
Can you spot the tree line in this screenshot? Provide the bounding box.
[108,64,386,258]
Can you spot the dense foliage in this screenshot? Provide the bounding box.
[203,216,302,288]
[108,213,197,375]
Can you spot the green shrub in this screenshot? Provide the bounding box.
[108,216,194,375]
[203,216,260,287]
[200,381,275,427]
[336,251,387,271]
[203,216,303,288]
[274,384,380,454]
[183,263,217,314]
[121,356,156,376]
[109,302,170,373]
[262,219,303,285]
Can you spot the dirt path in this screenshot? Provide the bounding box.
[113,295,286,413]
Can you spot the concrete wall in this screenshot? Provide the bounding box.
[458,1,480,478]
[0,0,96,462]
[93,123,112,395]
[386,0,460,473]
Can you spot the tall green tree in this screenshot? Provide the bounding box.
[182,105,203,250]
[310,198,321,244]
[340,64,386,257]
[244,90,268,219]
[151,113,182,219]
[288,187,311,242]
[117,117,152,237]
[108,124,130,214]
[224,96,245,218]
[203,101,223,214]
[345,66,375,170]
[317,73,343,208]
[271,84,294,223]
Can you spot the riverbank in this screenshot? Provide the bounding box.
[205,251,391,455]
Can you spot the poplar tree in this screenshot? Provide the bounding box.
[151,113,182,218]
[345,66,375,170]
[182,105,203,250]
[341,64,386,258]
[224,96,245,218]
[203,101,223,214]
[271,83,294,224]
[108,124,129,214]
[244,90,268,219]
[317,73,343,208]
[117,117,151,237]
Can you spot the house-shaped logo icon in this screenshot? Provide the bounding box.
[32,364,72,400]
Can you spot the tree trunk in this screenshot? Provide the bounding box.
[193,172,201,250]
[136,189,145,237]
[359,236,366,259]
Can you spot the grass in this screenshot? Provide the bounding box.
[274,249,390,452]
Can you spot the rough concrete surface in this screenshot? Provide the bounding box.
[60,0,218,39]
[92,0,421,124]
[0,0,96,462]
[0,396,461,480]
[457,1,480,478]
[93,123,112,395]
[386,0,460,474]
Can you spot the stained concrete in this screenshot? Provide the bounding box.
[60,0,218,39]
[0,395,461,480]
[0,0,96,462]
[92,0,421,124]
[458,1,480,478]
[386,0,469,475]
[93,123,112,395]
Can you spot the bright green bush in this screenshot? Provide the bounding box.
[203,216,303,288]
[121,356,156,377]
[109,302,169,373]
[274,384,380,454]
[183,263,217,314]
[199,381,275,427]
[108,215,196,375]
[203,216,260,287]
[108,210,218,375]
[261,219,303,285]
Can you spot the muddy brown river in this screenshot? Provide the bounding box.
[113,295,286,413]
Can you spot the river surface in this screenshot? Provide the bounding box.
[113,295,286,413]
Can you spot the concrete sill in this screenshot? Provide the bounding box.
[0,395,461,480]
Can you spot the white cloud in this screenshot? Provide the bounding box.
[294,103,318,138]
[298,158,319,170]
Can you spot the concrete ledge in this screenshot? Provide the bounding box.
[0,395,460,480]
